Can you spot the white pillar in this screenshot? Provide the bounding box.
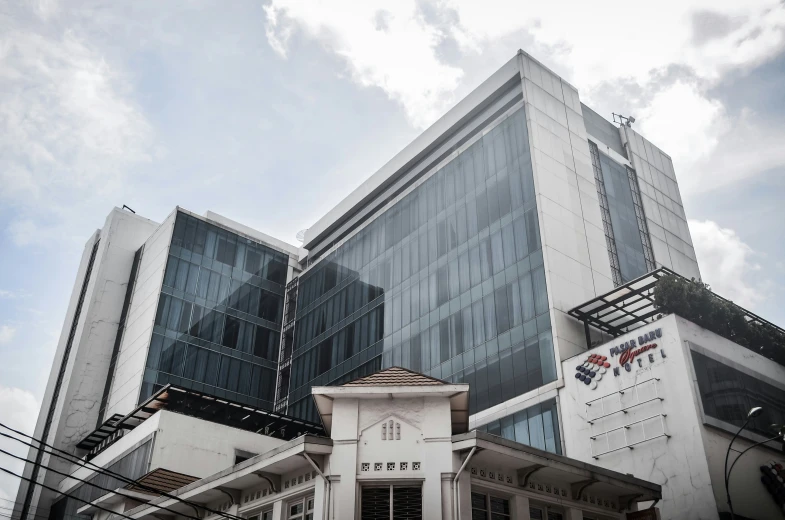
[455,472,472,520]
[441,473,456,520]
[510,495,531,520]
[564,506,583,520]
[271,499,284,520]
[312,475,326,520]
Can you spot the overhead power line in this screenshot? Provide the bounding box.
[0,465,146,520]
[0,422,245,520]
[0,447,204,520]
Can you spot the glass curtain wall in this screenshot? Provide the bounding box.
[289,107,556,423]
[589,141,654,284]
[140,212,290,409]
[691,350,785,437]
[475,398,561,454]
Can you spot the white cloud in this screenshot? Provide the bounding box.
[0,290,15,299]
[0,10,155,246]
[638,82,727,167]
[264,0,465,128]
[0,326,16,345]
[689,219,769,308]
[0,386,38,503]
[264,0,785,131]
[679,109,785,196]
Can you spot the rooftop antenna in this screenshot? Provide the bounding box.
[612,113,635,127]
[122,205,136,214]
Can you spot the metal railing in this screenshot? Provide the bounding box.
[585,377,662,424]
[590,414,670,459]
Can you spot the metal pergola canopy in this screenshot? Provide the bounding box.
[76,385,325,456]
[569,267,785,343]
[568,268,674,338]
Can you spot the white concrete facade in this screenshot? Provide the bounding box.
[15,206,302,520]
[15,208,160,518]
[560,314,785,519]
[69,373,660,520]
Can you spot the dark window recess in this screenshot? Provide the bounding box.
[691,349,785,438]
[626,166,656,272]
[362,486,422,520]
[471,493,510,520]
[589,141,622,286]
[590,141,652,284]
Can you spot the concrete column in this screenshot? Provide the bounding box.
[510,495,531,520]
[312,475,326,520]
[564,506,584,520]
[455,471,472,520]
[271,499,284,520]
[441,473,456,520]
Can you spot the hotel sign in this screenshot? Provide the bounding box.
[609,327,666,376]
[575,327,667,390]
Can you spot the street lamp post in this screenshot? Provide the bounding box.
[723,407,763,519]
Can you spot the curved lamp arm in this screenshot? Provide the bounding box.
[726,434,782,479]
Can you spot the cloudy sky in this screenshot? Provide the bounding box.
[1,0,784,502]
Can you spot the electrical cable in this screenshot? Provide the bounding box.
[0,506,59,520]
[0,465,147,520]
[0,498,49,511]
[0,448,205,520]
[0,504,74,520]
[0,423,244,520]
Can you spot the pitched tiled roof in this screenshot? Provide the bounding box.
[125,468,200,495]
[342,366,448,387]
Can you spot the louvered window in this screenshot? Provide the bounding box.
[360,485,422,519]
[287,497,314,520]
[471,493,510,520]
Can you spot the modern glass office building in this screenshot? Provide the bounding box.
[16,49,704,520]
[282,51,701,454]
[287,108,557,430]
[142,211,289,408]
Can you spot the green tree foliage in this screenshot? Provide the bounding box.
[653,275,785,365]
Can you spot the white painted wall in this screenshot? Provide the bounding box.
[325,393,455,520]
[560,314,785,520]
[676,317,785,520]
[516,51,615,368]
[620,127,700,281]
[17,209,160,516]
[560,314,718,519]
[61,410,287,495]
[104,210,176,418]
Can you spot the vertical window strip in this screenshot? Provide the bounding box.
[588,141,622,286]
[626,166,656,272]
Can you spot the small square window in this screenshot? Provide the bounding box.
[412,462,420,470]
[400,462,408,471]
[361,463,370,472]
[374,462,383,471]
[387,462,395,471]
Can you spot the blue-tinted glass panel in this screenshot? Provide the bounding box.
[288,107,555,423]
[141,212,290,409]
[598,151,649,283]
[479,398,561,454]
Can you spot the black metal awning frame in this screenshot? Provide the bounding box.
[76,385,325,456]
[568,267,785,345]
